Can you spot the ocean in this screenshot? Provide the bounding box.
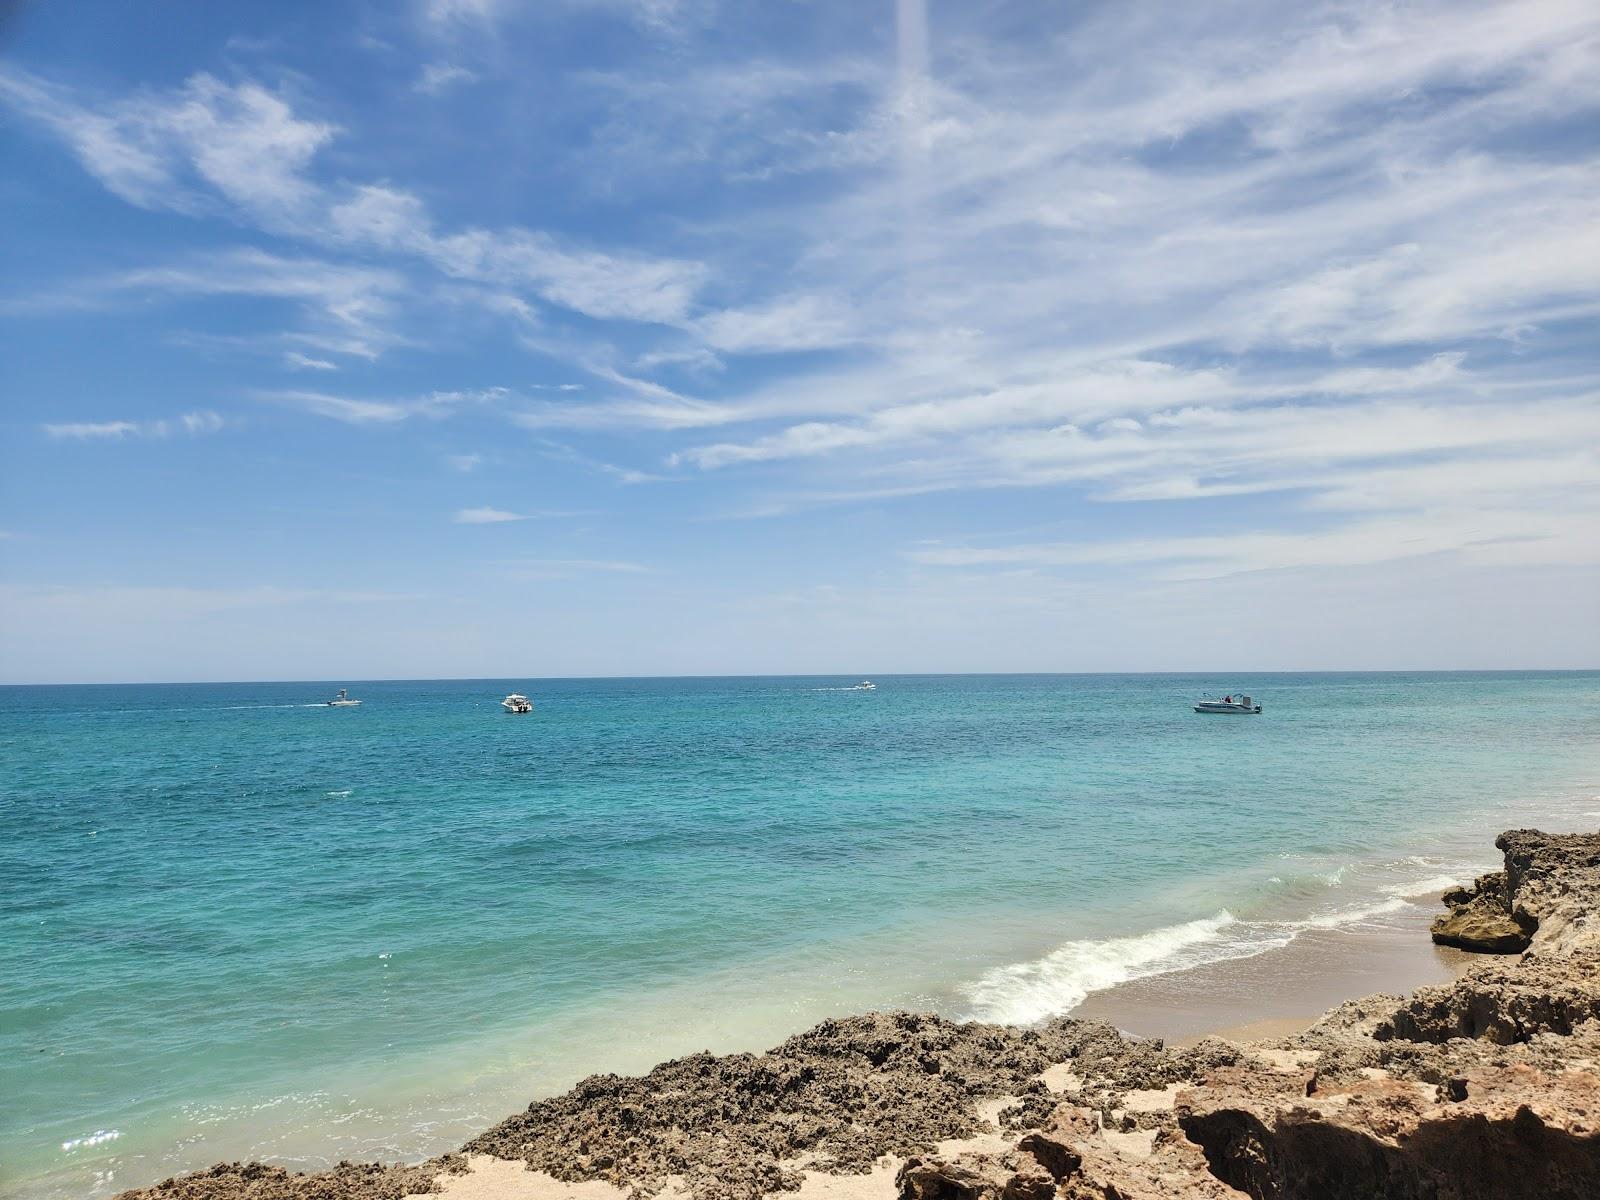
[3,672,1597,1198]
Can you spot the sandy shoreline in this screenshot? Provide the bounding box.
[1071,898,1474,1043]
[106,827,1600,1200]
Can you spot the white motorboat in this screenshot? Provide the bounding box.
[1194,693,1261,714]
[854,680,877,690]
[501,693,534,714]
[327,688,362,707]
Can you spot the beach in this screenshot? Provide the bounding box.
[104,826,1600,1199]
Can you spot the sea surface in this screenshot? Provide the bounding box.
[3,672,1598,1198]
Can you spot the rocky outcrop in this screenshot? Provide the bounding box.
[110,1157,467,1200]
[1430,870,1534,952]
[1178,1061,1600,1200]
[115,829,1600,1200]
[465,1013,1101,1200]
[1376,949,1600,1043]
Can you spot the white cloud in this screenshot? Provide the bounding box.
[323,182,707,324]
[454,506,525,523]
[0,69,332,217]
[258,390,410,424]
[3,71,710,336]
[256,386,507,424]
[43,411,225,440]
[696,294,860,354]
[415,62,478,94]
[446,452,484,472]
[904,506,1600,582]
[423,0,509,25]
[6,1,1600,620]
[495,557,652,575]
[284,351,338,371]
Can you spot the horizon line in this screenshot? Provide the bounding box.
[3,667,1597,688]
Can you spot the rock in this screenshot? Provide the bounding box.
[1429,866,1535,952]
[895,1153,1055,1200]
[108,1157,468,1200]
[896,1155,1009,1200]
[1429,895,1534,953]
[1376,949,1600,1043]
[1179,1062,1600,1200]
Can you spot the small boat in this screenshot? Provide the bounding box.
[1194,693,1261,714]
[326,688,362,707]
[501,693,534,714]
[854,681,877,691]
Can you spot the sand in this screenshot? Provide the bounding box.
[1070,900,1473,1043]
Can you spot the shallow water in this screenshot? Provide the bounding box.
[2,672,1596,1197]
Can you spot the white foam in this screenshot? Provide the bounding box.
[325,790,353,798]
[1382,874,1464,899]
[1285,896,1410,928]
[959,875,1451,1025]
[61,1129,120,1153]
[960,911,1287,1024]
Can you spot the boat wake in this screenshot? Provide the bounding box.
[220,704,331,710]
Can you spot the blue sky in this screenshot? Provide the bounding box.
[1,0,1597,683]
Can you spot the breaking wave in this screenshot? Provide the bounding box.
[960,859,1474,1025]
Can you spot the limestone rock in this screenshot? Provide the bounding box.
[1429,895,1534,953]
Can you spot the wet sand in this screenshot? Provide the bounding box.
[1071,899,1474,1044]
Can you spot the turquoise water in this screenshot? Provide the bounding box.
[3,673,1597,1197]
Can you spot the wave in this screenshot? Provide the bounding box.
[1284,896,1410,928]
[961,859,1473,1025]
[960,911,1289,1024]
[1382,873,1465,898]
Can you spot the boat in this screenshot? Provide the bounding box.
[501,693,534,714]
[1194,693,1261,714]
[326,688,362,707]
[854,680,877,690]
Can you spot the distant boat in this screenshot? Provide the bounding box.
[1194,692,1261,714]
[502,693,534,714]
[327,688,362,707]
[854,680,877,691]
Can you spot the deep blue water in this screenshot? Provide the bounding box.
[3,673,1597,1197]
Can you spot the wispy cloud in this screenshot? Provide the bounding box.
[7,0,1600,619]
[455,504,596,523]
[257,390,410,424]
[284,350,338,371]
[43,411,226,440]
[414,62,478,95]
[494,557,653,576]
[454,506,525,523]
[904,507,1600,582]
[0,68,333,218]
[256,386,508,424]
[1,66,711,340]
[446,452,483,472]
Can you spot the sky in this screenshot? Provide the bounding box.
[0,0,1597,683]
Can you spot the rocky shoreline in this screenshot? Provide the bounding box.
[116,829,1600,1200]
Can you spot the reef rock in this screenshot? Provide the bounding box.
[1179,1061,1600,1200]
